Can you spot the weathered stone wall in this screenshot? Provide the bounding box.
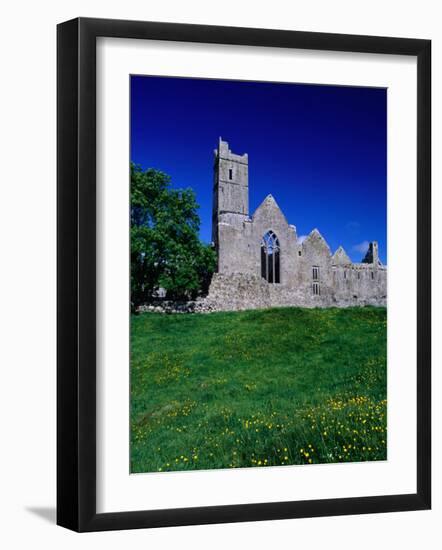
[216,213,253,274]
[203,273,386,311]
[297,229,334,298]
[136,268,386,315]
[249,195,299,284]
[202,273,271,311]
[332,264,387,306]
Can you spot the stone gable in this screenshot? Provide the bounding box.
[331,246,352,265]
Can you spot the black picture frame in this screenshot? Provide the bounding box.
[57,17,431,532]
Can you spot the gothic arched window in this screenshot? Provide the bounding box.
[261,231,280,283]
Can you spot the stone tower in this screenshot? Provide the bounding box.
[212,138,249,245]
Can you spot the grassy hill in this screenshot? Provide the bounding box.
[130,307,387,473]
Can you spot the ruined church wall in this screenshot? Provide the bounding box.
[295,231,334,298]
[332,265,387,305]
[203,273,271,311]
[248,196,298,284]
[217,213,254,275]
[216,195,300,281]
[211,139,387,311]
[202,273,386,312]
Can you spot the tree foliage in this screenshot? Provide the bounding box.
[130,163,216,307]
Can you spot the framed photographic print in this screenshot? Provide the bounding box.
[57,17,431,532]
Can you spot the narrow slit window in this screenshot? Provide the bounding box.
[229,168,233,180]
[312,266,319,281]
[312,282,320,296]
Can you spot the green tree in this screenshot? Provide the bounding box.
[130,163,216,307]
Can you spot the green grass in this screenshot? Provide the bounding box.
[130,307,387,473]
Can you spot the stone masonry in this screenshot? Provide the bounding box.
[206,138,387,311]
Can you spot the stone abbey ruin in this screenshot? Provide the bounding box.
[204,138,387,311]
[140,138,387,314]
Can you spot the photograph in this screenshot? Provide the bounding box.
[129,75,387,474]
[0,0,434,541]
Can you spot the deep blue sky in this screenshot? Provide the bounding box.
[131,76,387,264]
